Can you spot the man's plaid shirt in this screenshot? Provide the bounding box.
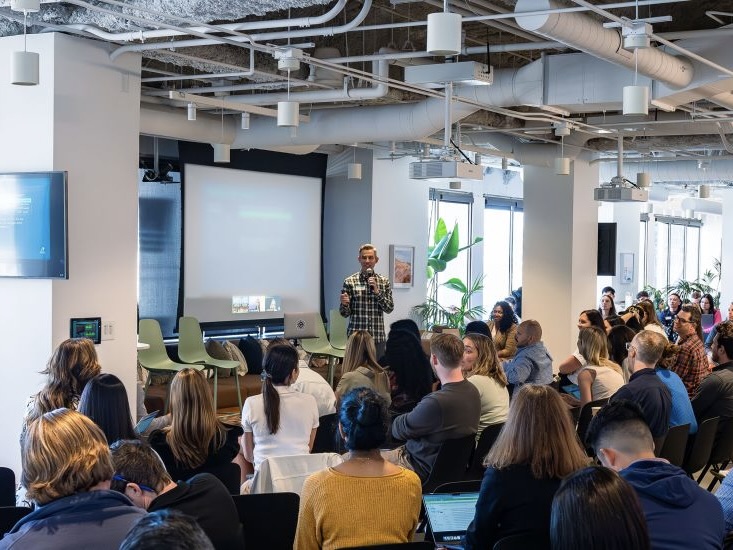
[339,271,394,343]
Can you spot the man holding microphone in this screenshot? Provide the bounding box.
[340,244,394,356]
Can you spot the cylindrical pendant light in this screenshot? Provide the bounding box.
[241,112,250,130]
[277,101,300,127]
[623,85,649,115]
[212,143,230,163]
[11,50,38,86]
[187,102,196,121]
[11,0,40,12]
[637,172,651,188]
[427,12,462,56]
[347,163,362,180]
[555,157,570,175]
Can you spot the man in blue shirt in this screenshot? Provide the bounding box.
[587,401,724,550]
[503,320,553,388]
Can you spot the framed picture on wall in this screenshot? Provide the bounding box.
[390,245,414,288]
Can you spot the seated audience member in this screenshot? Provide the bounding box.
[149,369,243,493]
[461,333,509,439]
[503,320,553,389]
[557,310,606,376]
[670,304,709,398]
[120,509,214,550]
[692,321,733,425]
[22,337,101,438]
[386,333,480,481]
[78,373,137,444]
[295,388,421,550]
[700,294,722,338]
[602,286,616,300]
[587,401,725,550]
[110,439,243,550]
[379,324,433,415]
[691,290,702,305]
[636,290,650,303]
[706,302,733,350]
[464,385,588,549]
[3,409,145,549]
[656,342,698,434]
[464,320,491,339]
[637,300,667,336]
[607,325,637,382]
[599,294,617,321]
[268,338,336,418]
[550,466,650,550]
[487,301,518,359]
[336,330,391,406]
[610,330,671,439]
[241,344,319,484]
[659,292,683,342]
[572,327,624,406]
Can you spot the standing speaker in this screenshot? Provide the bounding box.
[597,223,617,276]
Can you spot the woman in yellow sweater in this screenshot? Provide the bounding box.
[295,388,421,550]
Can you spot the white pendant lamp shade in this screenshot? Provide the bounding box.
[555,157,570,175]
[241,112,250,130]
[277,101,300,127]
[699,184,711,199]
[637,172,651,188]
[11,0,40,12]
[11,50,38,86]
[212,143,230,163]
[427,12,462,56]
[187,102,196,121]
[347,163,362,180]
[623,85,649,115]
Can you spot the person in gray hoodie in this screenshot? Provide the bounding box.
[502,320,553,388]
[587,400,725,550]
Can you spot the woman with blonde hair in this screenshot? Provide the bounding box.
[336,330,391,406]
[574,327,624,406]
[149,368,243,493]
[464,385,588,549]
[461,333,509,439]
[23,338,101,433]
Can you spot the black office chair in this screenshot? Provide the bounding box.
[232,492,299,550]
[656,424,690,467]
[469,423,504,478]
[422,434,476,494]
[311,413,341,454]
[0,468,16,507]
[682,417,719,477]
[698,418,733,490]
[0,506,32,536]
[492,531,551,550]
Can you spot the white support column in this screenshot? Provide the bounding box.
[0,33,141,475]
[611,202,643,308]
[522,156,600,364]
[720,190,733,308]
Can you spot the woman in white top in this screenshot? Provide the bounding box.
[242,343,319,473]
[576,327,624,406]
[335,331,391,406]
[461,333,510,440]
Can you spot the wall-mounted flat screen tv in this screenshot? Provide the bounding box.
[0,171,68,279]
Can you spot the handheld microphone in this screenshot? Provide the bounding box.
[366,268,374,293]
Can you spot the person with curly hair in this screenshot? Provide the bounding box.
[487,301,518,359]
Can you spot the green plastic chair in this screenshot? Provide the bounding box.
[328,309,348,351]
[177,316,242,412]
[301,315,345,387]
[138,319,202,413]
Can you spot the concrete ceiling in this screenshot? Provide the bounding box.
[2,0,733,182]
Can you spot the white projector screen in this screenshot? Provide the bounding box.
[183,164,322,323]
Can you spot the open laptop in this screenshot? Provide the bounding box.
[423,492,480,549]
[701,314,715,333]
[283,312,320,339]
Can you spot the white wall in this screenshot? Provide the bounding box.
[0,33,141,476]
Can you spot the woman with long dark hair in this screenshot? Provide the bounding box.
[295,388,421,549]
[241,344,319,479]
[700,293,721,339]
[599,295,617,320]
[487,301,518,359]
[464,385,588,549]
[149,368,243,492]
[78,373,137,444]
[380,325,433,414]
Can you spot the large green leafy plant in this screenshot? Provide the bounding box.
[412,218,484,330]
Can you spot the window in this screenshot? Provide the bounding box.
[643,214,702,290]
[484,197,523,306]
[428,189,473,310]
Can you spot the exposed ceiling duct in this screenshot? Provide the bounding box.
[599,158,733,184]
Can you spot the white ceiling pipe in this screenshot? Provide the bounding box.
[110,0,372,60]
[226,58,389,106]
[60,0,346,42]
[515,0,693,88]
[681,198,723,214]
[599,159,733,183]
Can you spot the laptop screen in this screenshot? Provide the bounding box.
[423,492,479,545]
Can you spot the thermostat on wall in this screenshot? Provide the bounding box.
[70,317,101,344]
